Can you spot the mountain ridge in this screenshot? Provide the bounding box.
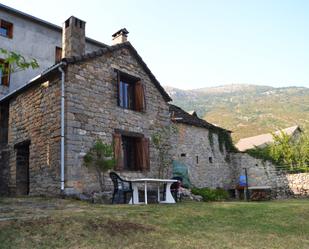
[164,84,309,141]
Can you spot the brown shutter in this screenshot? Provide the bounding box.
[113,133,123,171]
[134,81,145,112]
[55,47,62,63]
[117,71,121,106]
[8,22,13,39]
[2,63,9,86]
[142,138,150,171]
[135,138,143,171]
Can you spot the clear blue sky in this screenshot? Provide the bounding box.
[2,0,309,89]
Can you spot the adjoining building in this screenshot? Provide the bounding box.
[235,125,301,152]
[0,3,107,97]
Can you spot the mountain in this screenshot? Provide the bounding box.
[165,84,309,141]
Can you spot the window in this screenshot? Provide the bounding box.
[0,19,13,38]
[196,156,199,164]
[117,70,146,112]
[209,157,213,163]
[181,153,186,157]
[0,60,10,86]
[55,47,62,63]
[113,132,149,171]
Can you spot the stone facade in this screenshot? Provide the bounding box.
[63,47,171,194]
[0,43,173,196]
[3,77,62,195]
[171,123,234,189]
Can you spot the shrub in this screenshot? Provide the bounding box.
[191,187,229,201]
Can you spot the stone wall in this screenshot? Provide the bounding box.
[63,47,172,194]
[6,77,61,195]
[171,123,234,189]
[232,153,309,199]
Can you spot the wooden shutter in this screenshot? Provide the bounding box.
[55,47,62,63]
[141,138,150,171]
[113,133,123,171]
[7,22,13,39]
[117,71,121,106]
[135,138,143,171]
[1,62,10,86]
[134,81,146,112]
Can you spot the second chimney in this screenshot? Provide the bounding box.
[62,16,86,58]
[112,28,129,45]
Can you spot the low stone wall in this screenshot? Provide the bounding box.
[232,153,309,199]
[286,173,309,197]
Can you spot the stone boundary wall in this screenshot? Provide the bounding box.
[285,173,309,197]
[232,153,309,199]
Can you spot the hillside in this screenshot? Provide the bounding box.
[165,84,309,141]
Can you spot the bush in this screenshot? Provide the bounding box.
[191,187,229,201]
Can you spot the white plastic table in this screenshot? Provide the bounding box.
[129,178,178,204]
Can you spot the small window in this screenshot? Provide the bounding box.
[0,60,10,86]
[196,156,199,164]
[0,20,13,39]
[117,70,145,112]
[209,157,213,163]
[55,47,62,63]
[181,153,186,157]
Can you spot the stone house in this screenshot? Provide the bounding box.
[169,104,235,189]
[0,4,307,199]
[0,16,172,196]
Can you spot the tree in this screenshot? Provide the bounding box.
[83,140,115,192]
[0,48,39,75]
[247,129,309,172]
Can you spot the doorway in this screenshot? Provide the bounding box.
[15,141,30,195]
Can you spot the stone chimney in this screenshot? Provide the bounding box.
[62,16,86,58]
[112,28,129,45]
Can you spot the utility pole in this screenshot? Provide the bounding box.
[243,168,249,201]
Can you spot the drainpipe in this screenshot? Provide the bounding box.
[58,65,66,192]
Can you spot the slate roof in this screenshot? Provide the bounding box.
[62,41,172,102]
[0,42,172,103]
[235,125,301,151]
[169,104,231,133]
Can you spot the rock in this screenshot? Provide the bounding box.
[180,188,203,202]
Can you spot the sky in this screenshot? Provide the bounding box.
[1,0,309,89]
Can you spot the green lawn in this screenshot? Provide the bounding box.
[0,198,308,249]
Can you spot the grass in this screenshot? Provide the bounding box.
[0,198,309,249]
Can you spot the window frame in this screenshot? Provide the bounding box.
[113,130,150,172]
[0,19,13,39]
[115,69,146,112]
